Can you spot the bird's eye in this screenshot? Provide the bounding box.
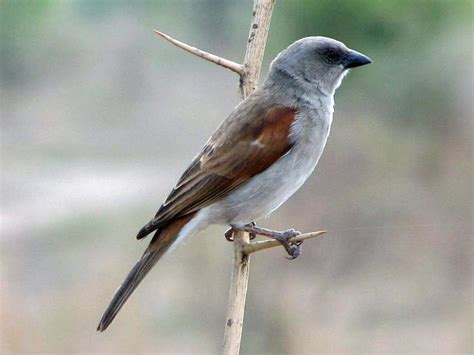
[324,48,341,64]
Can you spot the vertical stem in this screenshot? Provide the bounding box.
[239,0,276,99]
[223,1,276,354]
[222,230,251,355]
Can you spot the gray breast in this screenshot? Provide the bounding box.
[208,108,333,225]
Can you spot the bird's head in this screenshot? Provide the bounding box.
[268,36,372,96]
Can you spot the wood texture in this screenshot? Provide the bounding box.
[223,1,276,354]
[222,230,251,355]
[239,0,277,98]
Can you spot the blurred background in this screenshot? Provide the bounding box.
[1,0,472,353]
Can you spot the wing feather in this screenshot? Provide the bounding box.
[136,96,296,239]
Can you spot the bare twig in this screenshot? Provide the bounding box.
[242,230,327,255]
[222,1,276,354]
[153,30,243,75]
[239,0,277,98]
[222,230,250,355]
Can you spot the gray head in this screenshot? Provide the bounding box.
[267,36,371,96]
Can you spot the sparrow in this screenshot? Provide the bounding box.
[97,36,371,331]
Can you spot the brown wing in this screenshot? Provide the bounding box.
[137,96,296,239]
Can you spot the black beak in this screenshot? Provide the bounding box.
[343,50,372,69]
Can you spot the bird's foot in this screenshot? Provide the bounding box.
[273,229,303,260]
[230,224,302,259]
[225,222,257,242]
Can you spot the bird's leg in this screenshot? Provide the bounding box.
[230,224,302,259]
[224,222,257,242]
[247,222,257,240]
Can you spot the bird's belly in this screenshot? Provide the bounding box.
[206,133,329,225]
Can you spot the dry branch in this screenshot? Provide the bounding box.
[154,1,326,354]
[222,230,250,354]
[222,1,276,353]
[239,0,276,97]
[153,30,243,75]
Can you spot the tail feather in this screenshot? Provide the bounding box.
[97,213,195,332]
[96,245,162,332]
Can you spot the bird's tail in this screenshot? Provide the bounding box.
[97,213,195,332]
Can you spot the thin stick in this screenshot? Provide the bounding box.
[222,1,276,354]
[239,0,276,98]
[153,30,243,75]
[243,231,327,255]
[222,230,250,355]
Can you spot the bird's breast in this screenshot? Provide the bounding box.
[208,108,333,225]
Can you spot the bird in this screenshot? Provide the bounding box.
[97,36,371,331]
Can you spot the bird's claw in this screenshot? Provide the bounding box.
[225,222,257,242]
[281,228,301,239]
[224,227,234,242]
[226,224,303,259]
[274,229,302,260]
[285,240,303,260]
[247,222,257,240]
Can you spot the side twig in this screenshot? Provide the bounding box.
[153,30,243,75]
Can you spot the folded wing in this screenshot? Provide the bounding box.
[137,97,296,239]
